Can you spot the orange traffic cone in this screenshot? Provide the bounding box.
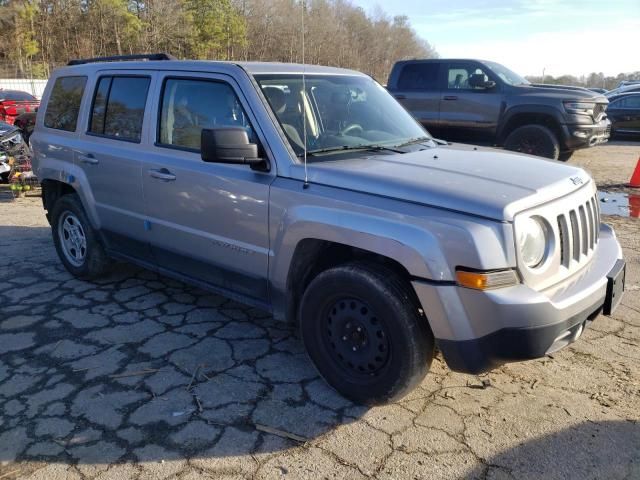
[629,157,640,188]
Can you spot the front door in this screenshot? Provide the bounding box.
[141,73,273,303]
[438,62,503,143]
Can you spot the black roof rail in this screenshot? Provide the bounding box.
[67,53,176,66]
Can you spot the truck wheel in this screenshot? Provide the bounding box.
[504,124,560,160]
[51,194,110,279]
[299,262,434,405]
[558,151,574,162]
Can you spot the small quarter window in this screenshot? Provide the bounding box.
[89,76,150,142]
[158,78,256,151]
[44,76,87,132]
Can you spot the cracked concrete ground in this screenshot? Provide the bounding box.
[0,141,638,479]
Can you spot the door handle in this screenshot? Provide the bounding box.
[149,168,176,181]
[443,95,458,101]
[78,154,98,165]
[394,94,406,100]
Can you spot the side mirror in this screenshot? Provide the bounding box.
[201,127,268,170]
[484,80,496,89]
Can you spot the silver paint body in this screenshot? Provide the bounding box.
[31,60,623,347]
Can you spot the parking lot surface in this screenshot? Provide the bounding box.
[1,142,639,479]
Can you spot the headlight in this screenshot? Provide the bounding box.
[518,217,547,268]
[0,131,22,146]
[9,132,23,144]
[563,101,595,116]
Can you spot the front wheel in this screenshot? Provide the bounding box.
[299,263,434,405]
[503,124,560,160]
[558,151,574,162]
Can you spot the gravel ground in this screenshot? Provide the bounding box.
[0,141,638,480]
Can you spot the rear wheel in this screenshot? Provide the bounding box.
[51,194,110,279]
[299,262,434,405]
[504,124,560,160]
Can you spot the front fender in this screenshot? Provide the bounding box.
[268,179,516,322]
[270,205,452,287]
[498,104,565,141]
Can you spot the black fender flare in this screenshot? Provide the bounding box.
[497,105,566,144]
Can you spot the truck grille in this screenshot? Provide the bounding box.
[594,103,607,122]
[556,193,600,268]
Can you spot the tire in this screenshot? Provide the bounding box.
[0,171,8,184]
[558,151,574,162]
[299,262,434,405]
[503,124,560,160]
[51,194,110,279]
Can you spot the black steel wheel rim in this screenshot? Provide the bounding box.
[322,297,390,377]
[519,135,545,156]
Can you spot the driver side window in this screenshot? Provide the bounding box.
[158,78,256,152]
[447,64,491,91]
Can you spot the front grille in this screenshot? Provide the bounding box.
[557,193,600,268]
[593,103,607,122]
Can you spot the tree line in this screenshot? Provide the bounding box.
[0,0,436,82]
[525,71,640,91]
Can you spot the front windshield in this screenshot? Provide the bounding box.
[484,61,530,86]
[254,74,429,157]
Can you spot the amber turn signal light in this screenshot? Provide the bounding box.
[455,269,519,290]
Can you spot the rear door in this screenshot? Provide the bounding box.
[140,72,273,303]
[74,71,155,260]
[389,62,441,134]
[439,61,503,143]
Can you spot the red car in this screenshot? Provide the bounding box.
[0,89,40,125]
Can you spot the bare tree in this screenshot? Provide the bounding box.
[0,0,436,81]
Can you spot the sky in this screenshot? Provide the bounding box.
[352,0,640,78]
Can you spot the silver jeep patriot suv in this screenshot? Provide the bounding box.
[32,54,625,405]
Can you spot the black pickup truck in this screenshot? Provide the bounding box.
[387,59,611,160]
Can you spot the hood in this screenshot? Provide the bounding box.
[516,84,607,102]
[298,144,591,221]
[0,121,20,140]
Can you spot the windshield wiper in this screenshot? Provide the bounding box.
[302,144,404,156]
[392,136,432,148]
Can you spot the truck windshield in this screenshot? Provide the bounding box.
[254,74,430,157]
[484,61,530,86]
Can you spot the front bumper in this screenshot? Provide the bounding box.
[562,118,611,150]
[412,224,623,374]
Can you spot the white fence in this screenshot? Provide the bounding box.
[0,79,48,99]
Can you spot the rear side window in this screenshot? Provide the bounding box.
[89,76,150,142]
[397,63,440,91]
[44,76,87,132]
